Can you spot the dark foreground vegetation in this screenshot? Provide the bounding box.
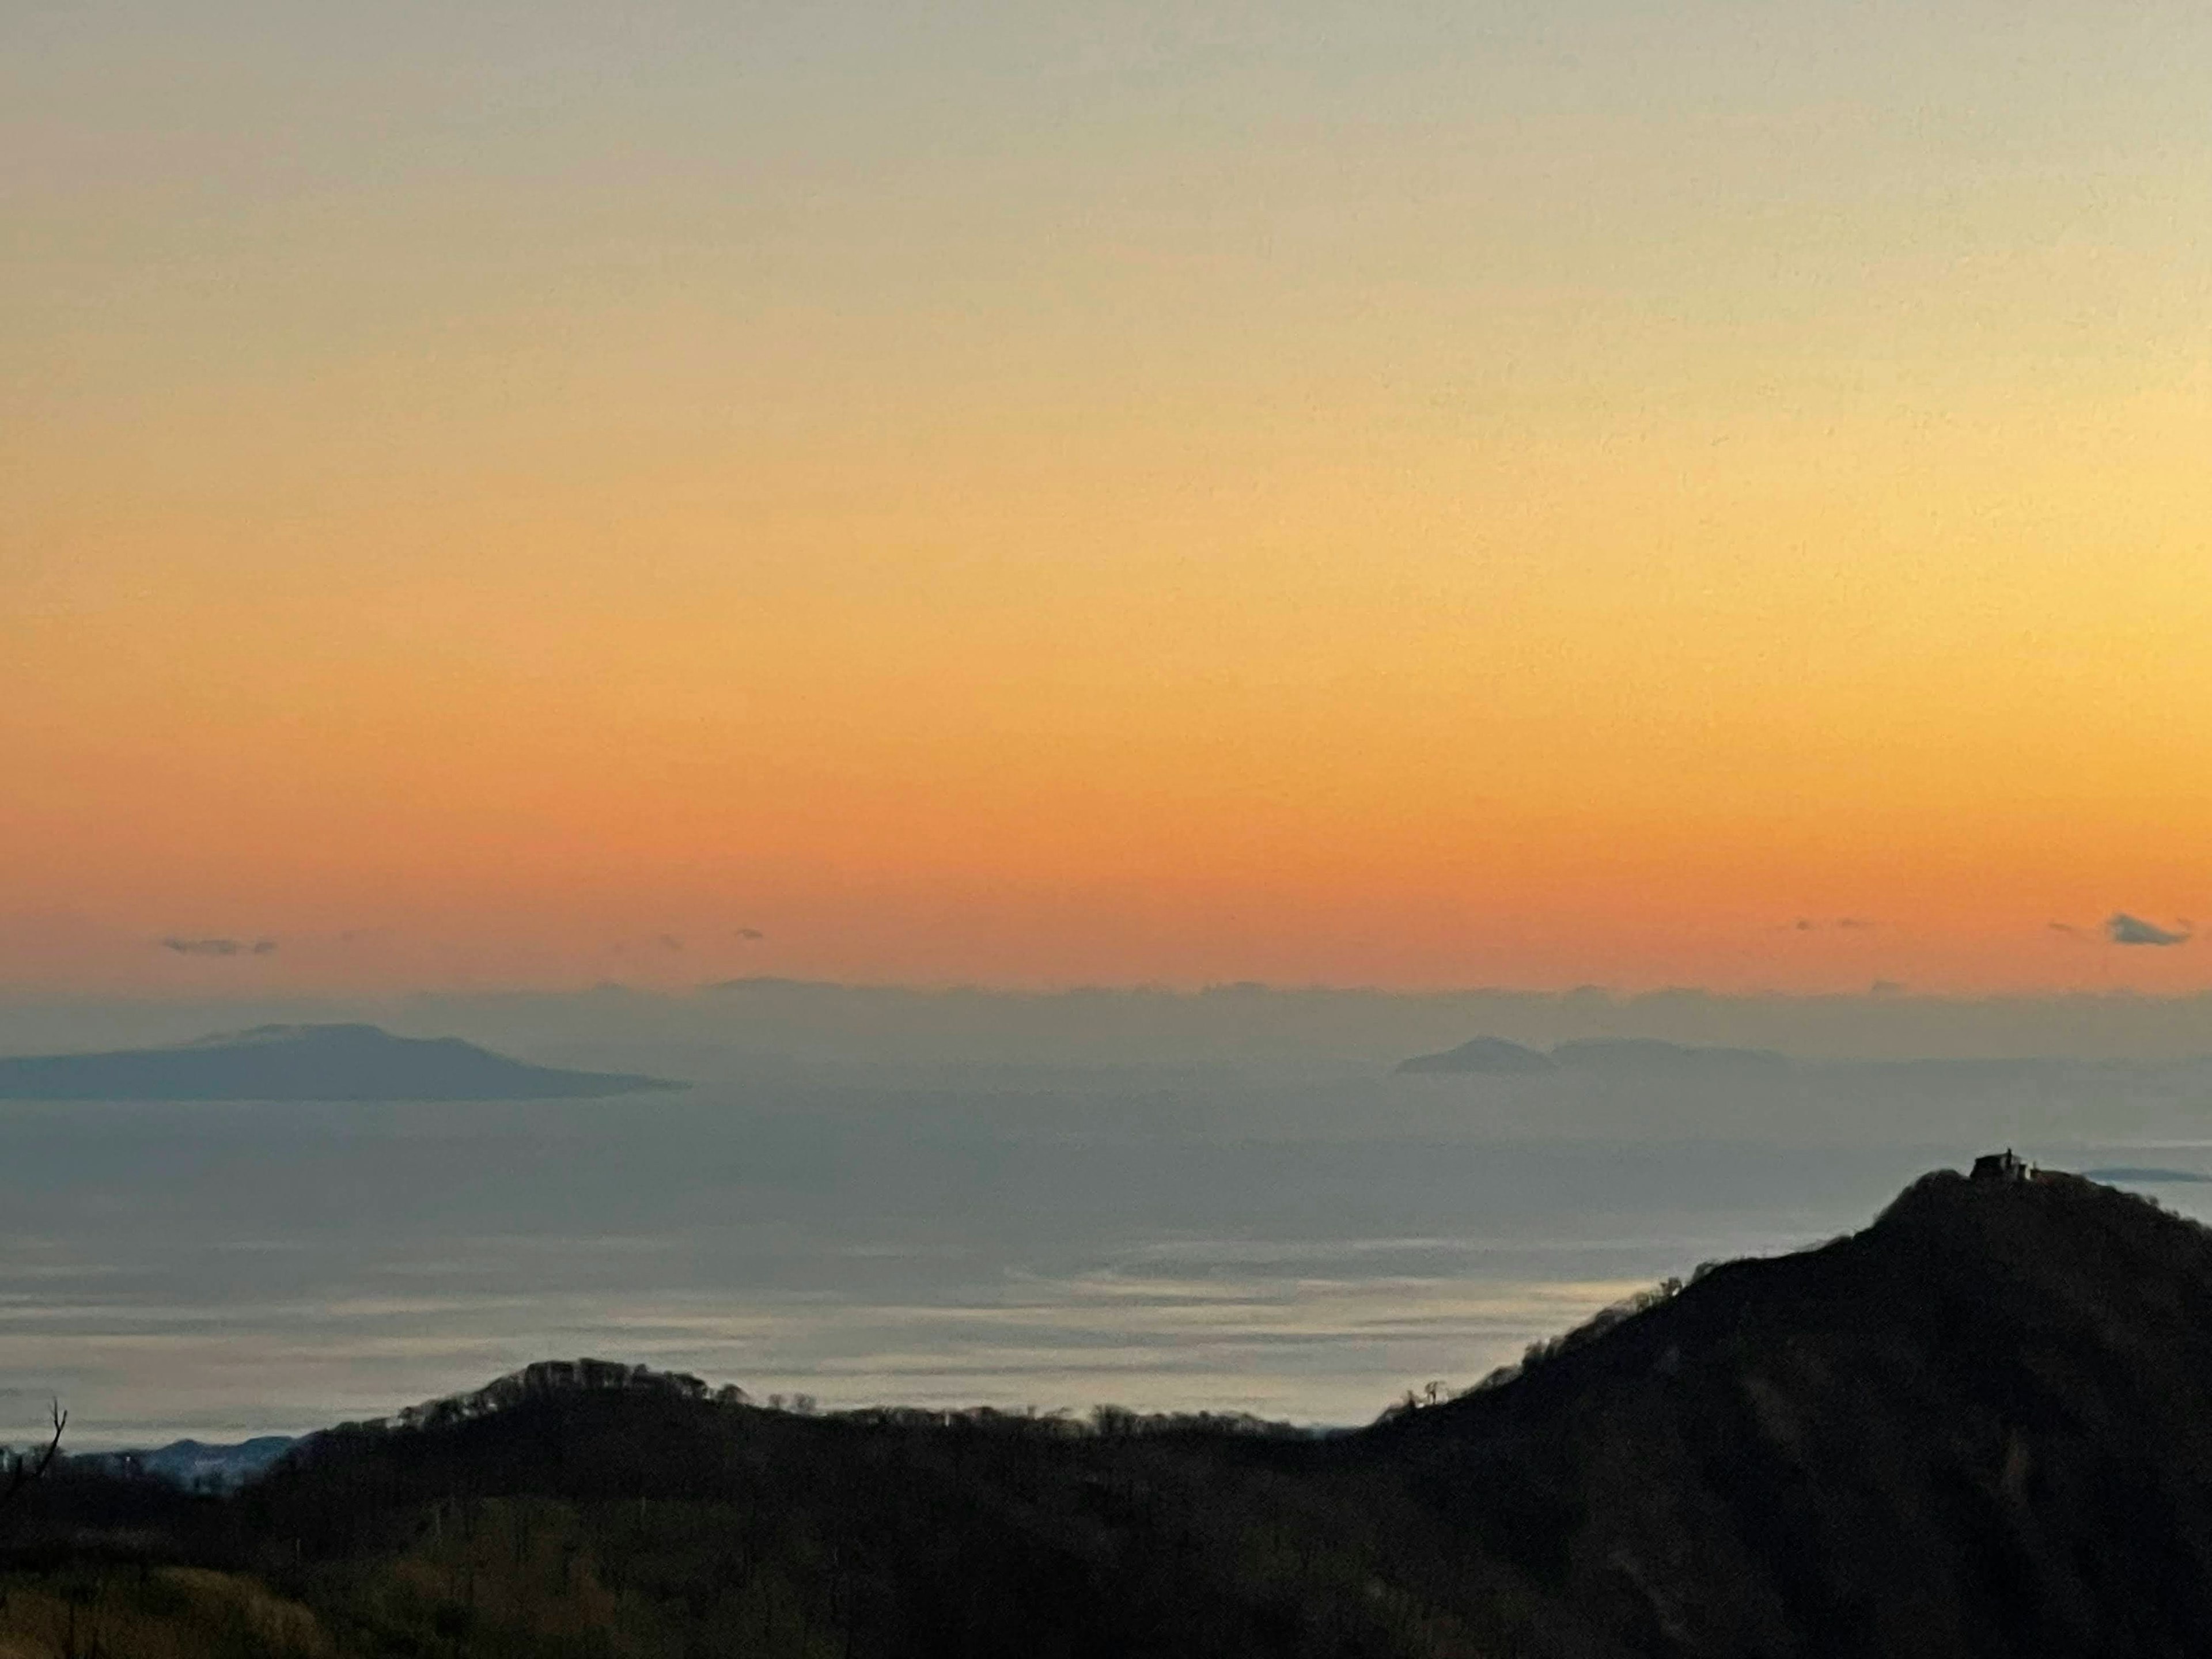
[10,1168,2212,1657]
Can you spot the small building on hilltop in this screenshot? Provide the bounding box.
[1971,1149,2033,1182]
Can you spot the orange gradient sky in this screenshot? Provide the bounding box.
[6,1,2210,994]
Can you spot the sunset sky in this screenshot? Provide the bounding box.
[7,1,2210,994]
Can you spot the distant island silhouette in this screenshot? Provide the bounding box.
[1395,1033,1789,1075]
[0,1023,682,1101]
[1393,1035,1559,1074]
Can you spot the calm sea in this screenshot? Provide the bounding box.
[6,1056,2210,1445]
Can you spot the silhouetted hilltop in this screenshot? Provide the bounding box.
[0,1023,680,1100]
[1372,1165,2212,1654]
[13,1166,2212,1657]
[373,1358,749,1431]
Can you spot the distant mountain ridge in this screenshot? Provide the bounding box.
[0,1023,681,1101]
[1393,1035,1559,1074]
[75,1437,299,1493]
[1395,1034,1789,1075]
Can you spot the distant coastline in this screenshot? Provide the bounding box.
[1395,1035,1790,1076]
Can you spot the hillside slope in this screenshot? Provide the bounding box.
[8,1168,2212,1657]
[1373,1167,2212,1656]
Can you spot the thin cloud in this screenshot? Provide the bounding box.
[735,927,766,941]
[159,937,276,957]
[2107,913,2192,948]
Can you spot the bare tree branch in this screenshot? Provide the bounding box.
[0,1399,66,1512]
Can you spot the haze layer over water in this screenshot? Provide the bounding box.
[5,988,2211,1445]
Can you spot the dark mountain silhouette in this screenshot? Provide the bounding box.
[13,1166,2212,1656]
[0,1023,680,1101]
[75,1437,300,1493]
[1359,1165,2212,1654]
[1395,1035,1556,1074]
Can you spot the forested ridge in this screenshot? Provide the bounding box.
[8,1168,2212,1657]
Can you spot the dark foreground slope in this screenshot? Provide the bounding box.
[0,1022,680,1100]
[1369,1167,2212,1657]
[7,1169,2212,1657]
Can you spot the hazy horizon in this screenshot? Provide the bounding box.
[7,980,2212,1067]
[7,984,2212,1450]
